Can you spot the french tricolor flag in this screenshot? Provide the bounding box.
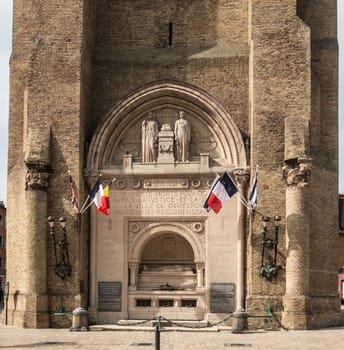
[89,178,109,216]
[204,172,238,214]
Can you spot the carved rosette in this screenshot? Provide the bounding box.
[283,157,312,187]
[25,163,50,191]
[128,221,150,243]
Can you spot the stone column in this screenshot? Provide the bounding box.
[232,168,249,333]
[282,157,312,329]
[129,263,139,291]
[22,162,50,328]
[13,127,51,328]
[196,262,205,289]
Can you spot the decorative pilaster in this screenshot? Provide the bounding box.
[282,157,312,329]
[129,263,139,291]
[232,168,249,333]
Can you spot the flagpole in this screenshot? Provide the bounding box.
[80,199,94,214]
[79,195,90,214]
[108,177,116,186]
[80,176,116,215]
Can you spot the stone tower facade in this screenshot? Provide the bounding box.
[6,0,342,329]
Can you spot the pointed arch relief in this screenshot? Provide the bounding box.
[87,81,246,173]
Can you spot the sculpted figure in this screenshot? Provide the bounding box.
[174,111,191,162]
[142,112,159,162]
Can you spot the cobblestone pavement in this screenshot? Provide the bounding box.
[0,324,344,350]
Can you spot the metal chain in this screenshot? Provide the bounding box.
[88,312,274,330]
[88,313,233,329]
[159,315,232,329]
[88,313,155,326]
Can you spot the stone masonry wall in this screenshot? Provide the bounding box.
[7,0,91,327]
[89,0,250,142]
[248,0,311,314]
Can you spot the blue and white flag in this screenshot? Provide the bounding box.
[248,166,258,210]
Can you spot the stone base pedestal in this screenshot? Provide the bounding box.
[70,307,89,331]
[231,310,248,333]
[11,293,50,328]
[282,295,309,330]
[283,295,343,329]
[157,124,175,163]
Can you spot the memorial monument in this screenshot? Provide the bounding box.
[5,0,342,330]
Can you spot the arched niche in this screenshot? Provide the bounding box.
[87,80,246,171]
[141,233,195,264]
[129,222,204,263]
[129,222,204,291]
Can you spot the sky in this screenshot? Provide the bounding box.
[0,1,11,204]
[0,2,343,204]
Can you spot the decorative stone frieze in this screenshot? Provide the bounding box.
[105,176,215,191]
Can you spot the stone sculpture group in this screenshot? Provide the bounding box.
[141,110,191,163]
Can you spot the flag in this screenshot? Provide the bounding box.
[89,178,102,208]
[99,184,110,215]
[89,179,110,216]
[248,167,258,210]
[70,175,78,212]
[205,172,238,214]
[203,174,220,212]
[89,179,104,215]
[79,176,116,215]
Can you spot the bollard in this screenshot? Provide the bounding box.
[4,282,9,326]
[70,307,89,331]
[155,316,161,350]
[231,310,248,333]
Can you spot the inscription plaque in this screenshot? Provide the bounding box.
[98,281,122,312]
[111,190,207,216]
[210,283,235,313]
[143,179,188,189]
